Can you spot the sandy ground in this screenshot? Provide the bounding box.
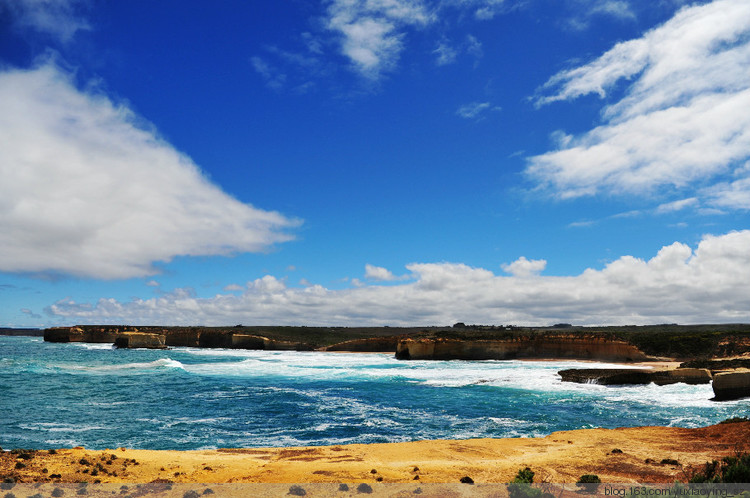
[3,422,749,485]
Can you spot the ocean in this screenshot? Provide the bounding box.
[1,336,746,451]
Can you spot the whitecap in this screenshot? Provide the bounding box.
[58,358,185,374]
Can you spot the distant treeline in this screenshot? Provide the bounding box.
[0,328,43,336]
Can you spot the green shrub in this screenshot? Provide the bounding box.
[690,453,750,483]
[507,468,554,498]
[577,475,601,494]
[513,467,535,483]
[577,475,601,483]
[719,417,749,424]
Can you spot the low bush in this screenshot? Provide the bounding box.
[507,468,554,498]
[690,453,750,483]
[719,417,750,424]
[577,474,601,494]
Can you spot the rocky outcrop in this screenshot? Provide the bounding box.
[395,337,654,362]
[198,331,234,348]
[681,358,750,371]
[231,334,313,351]
[43,326,313,351]
[114,332,167,349]
[44,327,85,342]
[665,368,713,385]
[44,326,129,343]
[164,329,202,347]
[712,369,750,401]
[559,368,711,385]
[325,337,399,352]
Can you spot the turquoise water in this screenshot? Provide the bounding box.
[1,336,747,450]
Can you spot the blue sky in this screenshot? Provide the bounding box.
[1,0,749,328]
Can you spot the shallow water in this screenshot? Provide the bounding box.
[1,336,746,450]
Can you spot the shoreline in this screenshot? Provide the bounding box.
[3,422,749,484]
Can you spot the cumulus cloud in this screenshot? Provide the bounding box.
[364,263,409,281]
[501,257,546,277]
[4,0,90,42]
[325,0,433,79]
[45,230,750,326]
[529,0,750,205]
[0,63,299,279]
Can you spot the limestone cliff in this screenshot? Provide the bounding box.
[231,334,313,351]
[712,369,750,401]
[325,337,399,352]
[43,326,313,351]
[114,332,167,349]
[395,336,655,362]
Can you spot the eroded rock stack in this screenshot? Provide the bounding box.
[712,369,750,401]
[558,368,712,386]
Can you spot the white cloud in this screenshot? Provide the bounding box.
[563,0,636,30]
[501,257,547,277]
[5,0,90,42]
[467,0,506,20]
[656,197,698,214]
[0,63,299,279]
[456,102,490,119]
[456,101,500,120]
[529,0,750,204]
[465,34,483,60]
[250,56,287,90]
[326,0,433,79]
[589,0,635,20]
[434,40,458,65]
[45,230,750,326]
[364,263,409,281]
[434,35,483,66]
[703,177,750,210]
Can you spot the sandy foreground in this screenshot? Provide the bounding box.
[3,422,749,486]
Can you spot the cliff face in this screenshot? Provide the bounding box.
[43,326,313,351]
[45,326,132,344]
[395,336,654,362]
[231,334,313,351]
[712,369,750,401]
[114,332,167,349]
[325,337,399,352]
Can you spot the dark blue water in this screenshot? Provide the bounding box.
[1,336,746,450]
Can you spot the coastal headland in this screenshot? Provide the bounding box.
[5,323,749,486]
[39,323,750,400]
[40,323,750,361]
[2,421,749,484]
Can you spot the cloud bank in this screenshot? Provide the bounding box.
[0,63,298,279]
[46,230,750,326]
[529,0,750,207]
